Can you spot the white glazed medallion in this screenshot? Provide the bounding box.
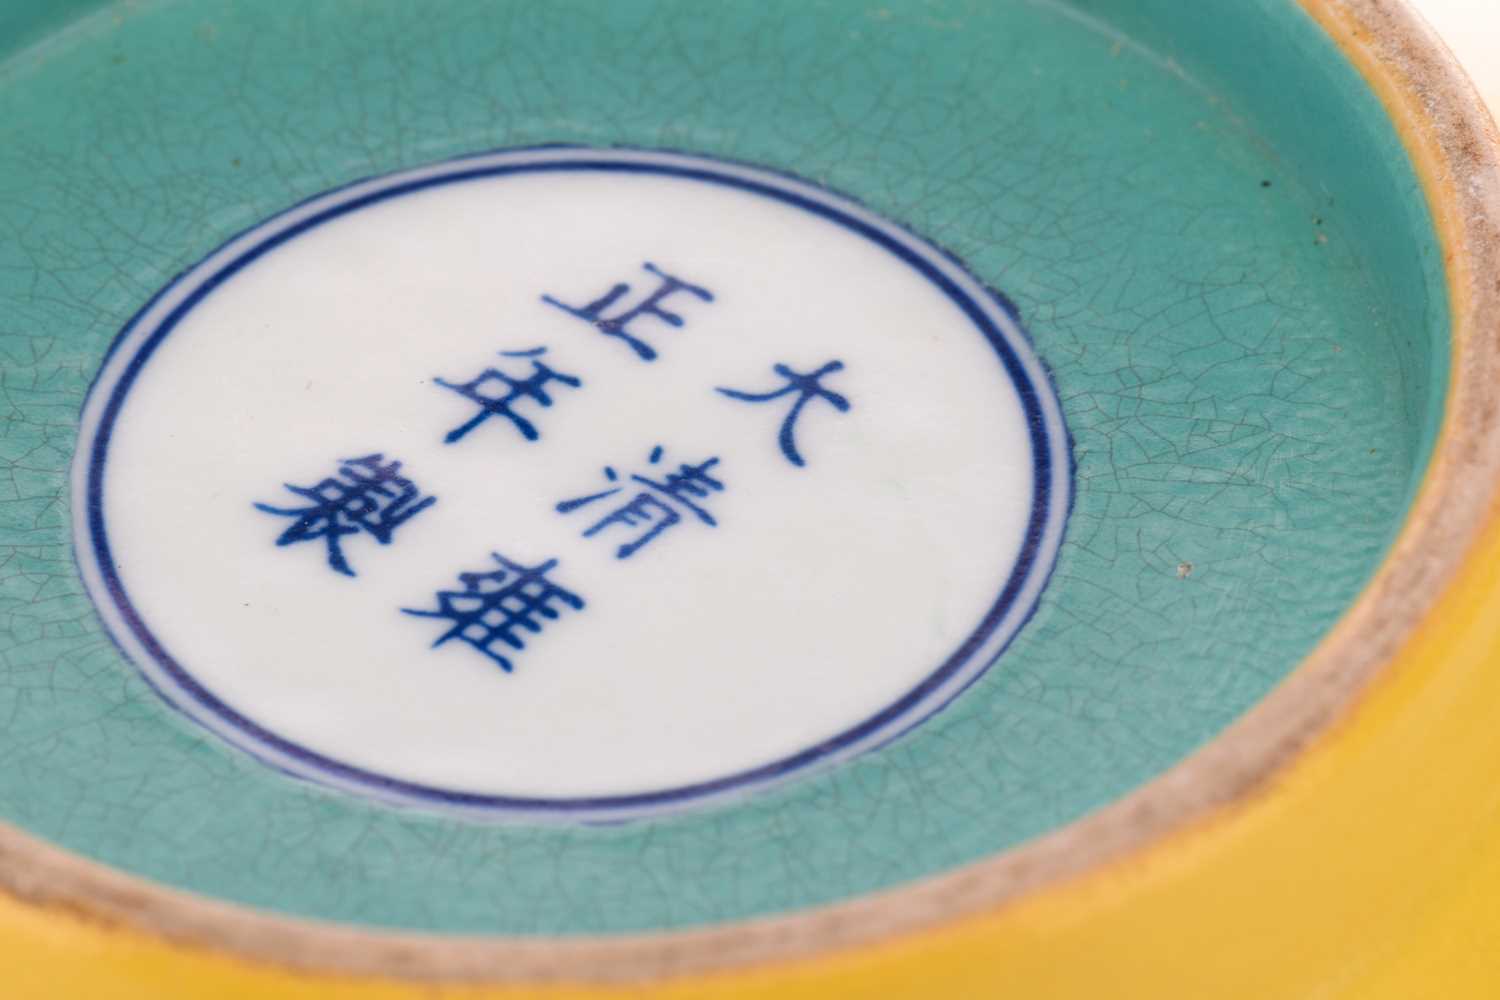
[74,148,1071,820]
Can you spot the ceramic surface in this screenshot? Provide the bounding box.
[0,0,1453,957]
[75,146,1070,818]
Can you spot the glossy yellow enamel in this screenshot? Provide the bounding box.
[6,444,1500,998]
[6,0,1500,995]
[5,490,1500,999]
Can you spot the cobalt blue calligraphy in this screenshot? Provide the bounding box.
[716,360,851,467]
[542,262,714,362]
[435,346,582,444]
[556,445,725,559]
[254,454,437,577]
[402,553,585,672]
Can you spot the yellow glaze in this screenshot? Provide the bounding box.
[6,0,1500,996]
[5,507,1500,998]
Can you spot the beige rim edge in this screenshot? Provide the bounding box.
[3,0,1499,985]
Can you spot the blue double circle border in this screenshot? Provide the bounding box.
[74,146,1074,822]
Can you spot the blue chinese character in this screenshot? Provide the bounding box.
[402,552,585,673]
[254,454,437,576]
[556,445,724,559]
[542,262,714,361]
[716,360,851,467]
[435,347,581,444]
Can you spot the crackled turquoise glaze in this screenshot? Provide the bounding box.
[0,0,1444,934]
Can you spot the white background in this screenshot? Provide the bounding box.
[1408,0,1500,111]
[97,166,1042,802]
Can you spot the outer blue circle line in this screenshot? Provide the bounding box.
[81,148,1068,818]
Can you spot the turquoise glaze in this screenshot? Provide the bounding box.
[0,0,1445,933]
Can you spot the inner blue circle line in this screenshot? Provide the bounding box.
[79,147,1071,819]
